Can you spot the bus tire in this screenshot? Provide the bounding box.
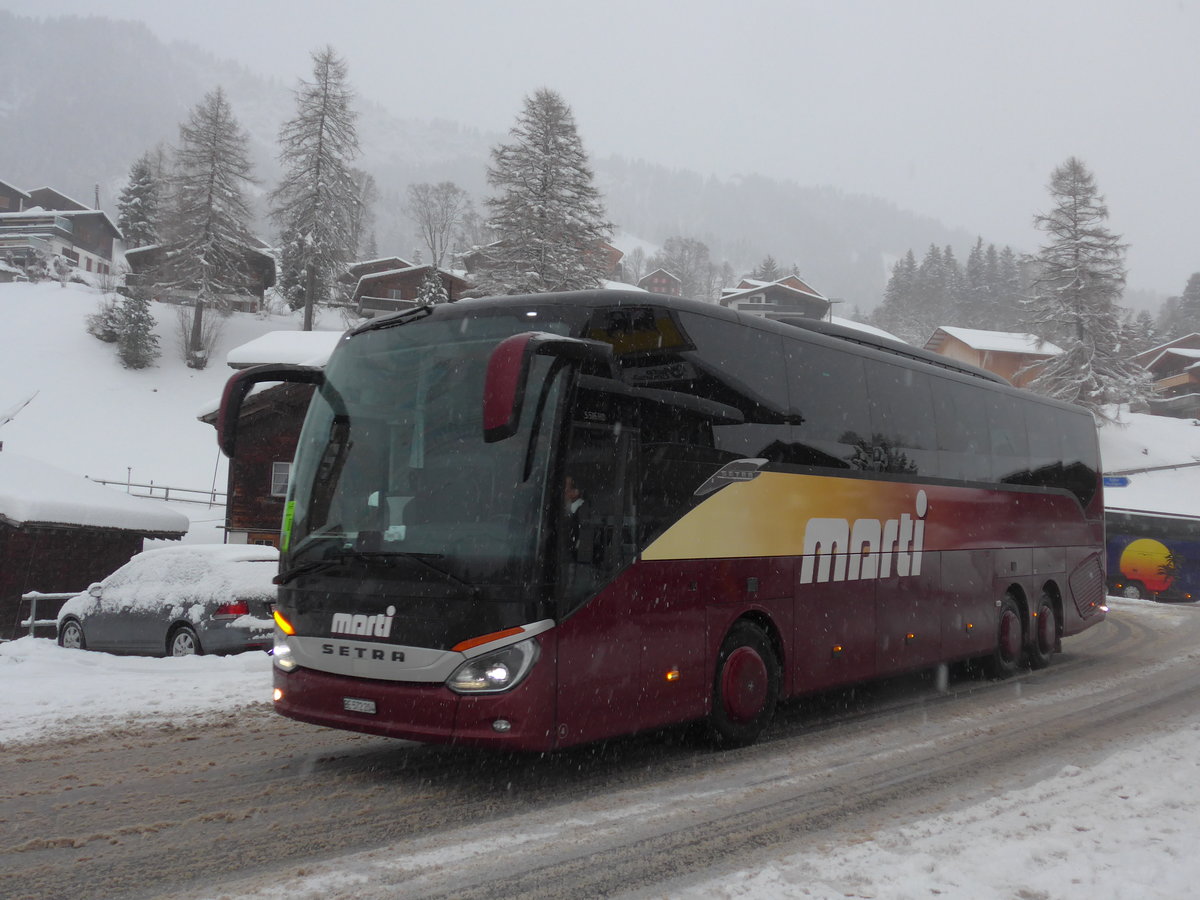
[1121,581,1146,600]
[1028,593,1057,670]
[709,621,780,748]
[984,594,1025,679]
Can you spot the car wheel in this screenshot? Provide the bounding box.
[1028,593,1057,670]
[984,594,1025,679]
[58,617,86,650]
[709,620,780,748]
[168,624,203,657]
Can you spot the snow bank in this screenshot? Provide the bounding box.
[0,636,272,746]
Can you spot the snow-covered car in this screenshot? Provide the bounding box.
[56,544,278,657]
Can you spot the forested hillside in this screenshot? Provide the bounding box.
[1,11,976,311]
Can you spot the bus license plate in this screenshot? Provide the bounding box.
[343,697,377,714]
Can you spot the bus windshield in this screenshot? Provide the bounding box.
[283,312,571,592]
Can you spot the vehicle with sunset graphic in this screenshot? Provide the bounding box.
[1107,509,1200,602]
[217,291,1106,750]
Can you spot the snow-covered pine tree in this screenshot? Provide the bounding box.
[474,89,613,295]
[872,250,923,342]
[962,238,989,326]
[1021,157,1151,419]
[346,169,378,268]
[270,46,361,331]
[1176,273,1200,337]
[415,269,450,306]
[116,292,160,369]
[405,181,472,270]
[116,154,162,249]
[751,254,781,282]
[162,87,256,367]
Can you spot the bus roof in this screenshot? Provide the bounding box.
[353,289,1059,401]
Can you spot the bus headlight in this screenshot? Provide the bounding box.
[273,632,297,671]
[447,639,539,694]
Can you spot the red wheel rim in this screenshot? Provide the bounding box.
[722,646,768,723]
[999,608,1022,662]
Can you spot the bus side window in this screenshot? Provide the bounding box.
[671,313,793,459]
[865,362,938,475]
[932,377,991,482]
[985,393,1031,484]
[785,341,872,469]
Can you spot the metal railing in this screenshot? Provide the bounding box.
[17,591,76,638]
[87,477,227,506]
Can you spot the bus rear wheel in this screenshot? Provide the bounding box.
[709,621,780,747]
[984,595,1025,679]
[1028,594,1058,669]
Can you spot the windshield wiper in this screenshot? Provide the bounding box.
[350,550,479,595]
[274,549,478,595]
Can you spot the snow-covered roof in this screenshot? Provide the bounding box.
[224,330,345,369]
[0,452,189,534]
[1141,347,1200,371]
[831,316,904,343]
[1133,332,1200,364]
[927,326,1062,356]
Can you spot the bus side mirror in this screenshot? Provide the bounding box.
[483,333,612,442]
[217,364,324,457]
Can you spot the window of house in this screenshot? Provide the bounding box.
[270,462,292,497]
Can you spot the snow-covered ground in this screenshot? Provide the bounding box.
[0,281,345,540]
[2,596,1199,899]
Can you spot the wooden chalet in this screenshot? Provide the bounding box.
[719,275,831,319]
[0,452,188,638]
[1133,333,1200,419]
[124,242,277,311]
[0,182,121,276]
[200,330,343,546]
[0,180,30,213]
[637,268,682,297]
[353,264,469,318]
[923,326,1062,388]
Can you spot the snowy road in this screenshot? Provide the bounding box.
[3,601,1200,900]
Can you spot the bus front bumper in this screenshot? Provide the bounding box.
[272,662,558,751]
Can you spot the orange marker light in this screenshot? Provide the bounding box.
[273,688,283,702]
[452,626,525,653]
[665,668,681,682]
[273,609,296,636]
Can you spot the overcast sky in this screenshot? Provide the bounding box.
[5,0,1197,295]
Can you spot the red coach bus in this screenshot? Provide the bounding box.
[217,291,1106,750]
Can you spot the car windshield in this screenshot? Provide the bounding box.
[283,310,572,591]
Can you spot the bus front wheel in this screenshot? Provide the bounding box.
[709,621,780,747]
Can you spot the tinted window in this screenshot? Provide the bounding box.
[866,361,937,474]
[931,377,992,481]
[985,392,1030,483]
[598,308,793,460]
[785,339,872,468]
[676,313,792,458]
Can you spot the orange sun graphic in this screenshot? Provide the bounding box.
[1119,538,1176,593]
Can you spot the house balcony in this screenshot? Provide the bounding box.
[357,294,420,318]
[0,214,73,236]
